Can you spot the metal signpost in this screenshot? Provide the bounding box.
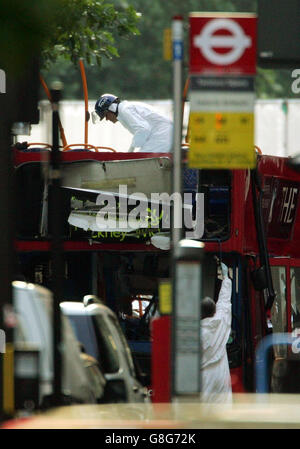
[188,13,257,170]
[173,240,204,395]
[171,16,184,249]
[170,12,258,399]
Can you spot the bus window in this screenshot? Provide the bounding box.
[93,315,120,374]
[270,266,288,358]
[271,266,300,393]
[201,254,222,301]
[198,170,231,241]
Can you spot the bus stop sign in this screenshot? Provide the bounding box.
[189,13,257,75]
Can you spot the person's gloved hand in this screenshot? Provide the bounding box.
[221,262,229,278]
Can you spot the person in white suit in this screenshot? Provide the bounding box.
[93,93,173,153]
[200,262,232,403]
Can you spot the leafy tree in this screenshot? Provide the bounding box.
[44,0,252,99]
[42,0,300,100]
[42,0,140,68]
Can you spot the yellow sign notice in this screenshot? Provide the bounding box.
[163,28,172,61]
[188,111,255,169]
[159,280,172,315]
[188,75,256,169]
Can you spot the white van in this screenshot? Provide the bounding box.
[13,281,104,407]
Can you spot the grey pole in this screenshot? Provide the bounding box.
[170,15,184,399]
[172,240,204,396]
[171,15,184,248]
[49,85,64,406]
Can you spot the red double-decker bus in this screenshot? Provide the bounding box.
[13,143,300,399]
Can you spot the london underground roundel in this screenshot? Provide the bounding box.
[189,14,257,75]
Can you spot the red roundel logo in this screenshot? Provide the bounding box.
[189,16,257,75]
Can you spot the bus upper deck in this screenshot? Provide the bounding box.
[13,145,300,258]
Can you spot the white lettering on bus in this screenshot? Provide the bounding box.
[279,187,298,224]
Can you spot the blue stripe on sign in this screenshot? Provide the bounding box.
[173,41,183,60]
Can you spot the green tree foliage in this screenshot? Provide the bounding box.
[43,0,256,99]
[42,0,140,68]
[42,0,300,100]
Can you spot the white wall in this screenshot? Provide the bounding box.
[17,98,300,158]
[18,100,174,153]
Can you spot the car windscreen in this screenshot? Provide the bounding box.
[107,314,136,376]
[66,314,99,361]
[92,315,120,374]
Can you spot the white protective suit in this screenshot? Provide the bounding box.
[116,100,173,153]
[200,268,232,403]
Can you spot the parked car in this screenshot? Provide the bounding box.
[60,296,148,403]
[79,351,107,402]
[13,281,105,409]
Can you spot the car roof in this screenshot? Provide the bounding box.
[60,301,114,317]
